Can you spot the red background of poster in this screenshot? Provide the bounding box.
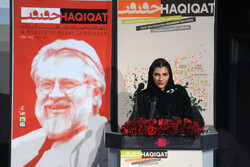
[13,0,112,139]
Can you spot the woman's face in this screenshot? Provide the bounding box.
[153,67,170,91]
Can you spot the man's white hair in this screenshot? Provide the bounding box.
[31,39,106,111]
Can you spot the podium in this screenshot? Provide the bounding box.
[105,123,218,167]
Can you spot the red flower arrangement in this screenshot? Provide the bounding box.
[121,118,204,139]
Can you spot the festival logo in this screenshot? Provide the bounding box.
[21,7,108,24]
[118,0,214,17]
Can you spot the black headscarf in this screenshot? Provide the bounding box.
[146,58,177,118]
[146,58,175,98]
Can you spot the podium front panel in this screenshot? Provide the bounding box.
[108,149,213,167]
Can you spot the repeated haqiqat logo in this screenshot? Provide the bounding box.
[21,7,108,24]
[118,0,214,17]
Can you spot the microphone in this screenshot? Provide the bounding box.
[133,83,145,120]
[149,96,158,118]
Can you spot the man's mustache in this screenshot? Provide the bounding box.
[43,99,71,108]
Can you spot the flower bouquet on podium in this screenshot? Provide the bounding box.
[121,118,204,139]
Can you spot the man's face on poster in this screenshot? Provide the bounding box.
[34,55,95,139]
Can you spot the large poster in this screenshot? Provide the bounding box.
[11,0,112,166]
[117,0,215,126]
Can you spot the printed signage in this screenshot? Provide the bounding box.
[11,0,112,166]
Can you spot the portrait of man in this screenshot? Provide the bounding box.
[12,39,108,167]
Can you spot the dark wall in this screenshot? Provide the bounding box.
[216,0,250,129]
[216,0,250,135]
[0,94,11,167]
[216,0,250,166]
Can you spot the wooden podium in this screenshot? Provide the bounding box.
[105,123,218,167]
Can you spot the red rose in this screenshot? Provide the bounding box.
[157,129,165,136]
[178,123,185,134]
[168,119,173,124]
[138,117,146,124]
[166,120,179,135]
[128,126,137,136]
[167,129,174,135]
[159,120,170,131]
[179,127,186,134]
[152,118,158,125]
[121,125,129,135]
[194,128,204,139]
[144,119,154,127]
[192,121,200,128]
[175,118,182,125]
[158,119,164,126]
[121,120,138,136]
[184,118,192,124]
[137,124,146,134]
[146,125,157,136]
[124,121,133,127]
[132,120,138,126]
[170,122,178,131]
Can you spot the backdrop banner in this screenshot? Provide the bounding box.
[117,0,215,127]
[11,0,112,166]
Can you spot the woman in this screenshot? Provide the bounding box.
[137,58,193,120]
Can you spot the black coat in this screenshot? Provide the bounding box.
[136,85,194,120]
